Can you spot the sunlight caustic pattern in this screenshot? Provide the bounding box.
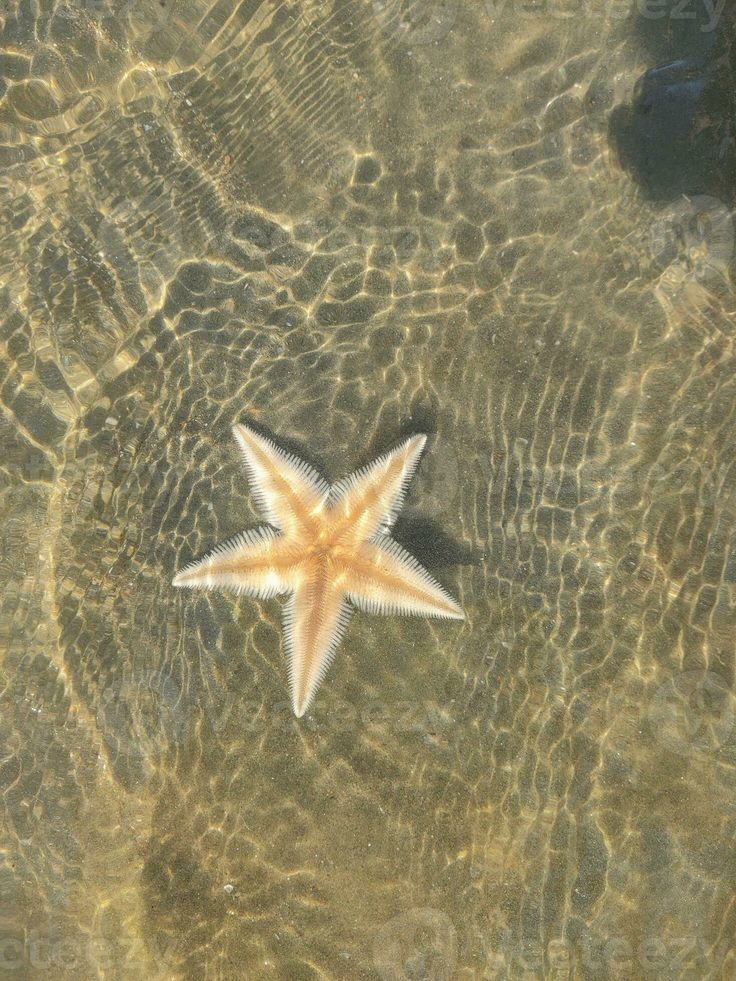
[3,0,736,976]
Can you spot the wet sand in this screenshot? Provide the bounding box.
[1,1,735,977]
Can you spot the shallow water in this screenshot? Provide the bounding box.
[1,1,736,978]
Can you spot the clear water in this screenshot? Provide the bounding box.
[1,1,735,978]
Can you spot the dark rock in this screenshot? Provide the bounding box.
[609,6,736,201]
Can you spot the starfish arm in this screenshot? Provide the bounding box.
[284,574,352,717]
[172,527,299,598]
[233,423,330,534]
[327,434,427,542]
[345,536,464,620]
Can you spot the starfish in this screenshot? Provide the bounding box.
[173,424,464,717]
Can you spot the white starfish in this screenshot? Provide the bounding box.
[173,424,464,717]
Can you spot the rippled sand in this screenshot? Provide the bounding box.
[1,1,735,978]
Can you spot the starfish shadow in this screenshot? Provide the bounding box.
[392,515,480,570]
